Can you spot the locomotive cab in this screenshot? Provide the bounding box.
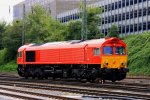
[101,38,129,82]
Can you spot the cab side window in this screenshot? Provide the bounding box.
[94,48,100,56]
[18,52,22,57]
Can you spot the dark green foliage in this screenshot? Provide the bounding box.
[0,49,7,64]
[108,24,119,38]
[0,21,6,49]
[65,21,81,40]
[65,7,104,40]
[26,5,66,43]
[2,21,22,61]
[0,60,17,73]
[124,32,150,76]
[87,7,103,39]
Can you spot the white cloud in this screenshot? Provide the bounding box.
[0,0,24,23]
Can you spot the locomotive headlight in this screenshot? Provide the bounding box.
[103,62,108,68]
[121,62,127,67]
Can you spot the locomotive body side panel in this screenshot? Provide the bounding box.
[39,49,59,63]
[59,48,85,64]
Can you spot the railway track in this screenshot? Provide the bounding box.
[0,74,149,99]
[0,74,149,86]
[0,80,149,100]
[0,75,149,93]
[0,85,79,100]
[127,76,150,80]
[0,91,41,100]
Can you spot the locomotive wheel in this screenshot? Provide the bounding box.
[38,77,43,80]
[32,77,35,79]
[52,76,55,80]
[111,79,116,83]
[45,77,48,79]
[25,76,28,79]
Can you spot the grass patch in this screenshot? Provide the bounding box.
[0,60,17,74]
[0,48,7,64]
[124,32,150,76]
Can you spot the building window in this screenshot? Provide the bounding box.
[138,0,142,3]
[108,4,111,11]
[112,3,114,10]
[122,13,125,20]
[126,25,129,33]
[130,0,134,5]
[148,22,150,29]
[105,5,107,11]
[134,24,137,32]
[115,15,118,22]
[148,7,150,15]
[134,10,138,18]
[105,29,108,36]
[102,18,104,24]
[119,14,121,21]
[105,17,108,24]
[122,1,125,7]
[130,25,133,32]
[143,8,147,16]
[112,15,114,22]
[126,12,129,19]
[138,9,142,17]
[102,30,104,34]
[130,11,134,19]
[115,2,118,9]
[143,22,147,30]
[94,48,100,56]
[119,26,121,33]
[134,0,138,4]
[119,1,121,8]
[126,0,129,6]
[108,16,111,23]
[122,26,125,33]
[138,23,142,31]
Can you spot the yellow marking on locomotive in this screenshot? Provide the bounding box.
[101,56,128,69]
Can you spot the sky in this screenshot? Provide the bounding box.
[0,0,24,23]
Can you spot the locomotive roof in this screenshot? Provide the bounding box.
[18,37,125,51]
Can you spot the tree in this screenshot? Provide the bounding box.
[0,21,6,49]
[86,7,103,39]
[65,21,81,40]
[65,7,104,40]
[108,24,119,38]
[26,5,66,43]
[2,20,22,60]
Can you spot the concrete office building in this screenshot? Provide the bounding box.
[13,0,96,20]
[57,0,150,35]
[13,0,82,20]
[99,0,150,35]
[14,0,150,35]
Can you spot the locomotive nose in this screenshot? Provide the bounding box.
[102,56,128,69]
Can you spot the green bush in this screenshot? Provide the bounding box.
[124,32,150,76]
[0,48,7,64]
[0,60,17,73]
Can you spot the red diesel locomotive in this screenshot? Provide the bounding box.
[17,37,129,82]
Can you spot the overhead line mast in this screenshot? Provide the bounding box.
[81,0,87,41]
[22,4,26,45]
